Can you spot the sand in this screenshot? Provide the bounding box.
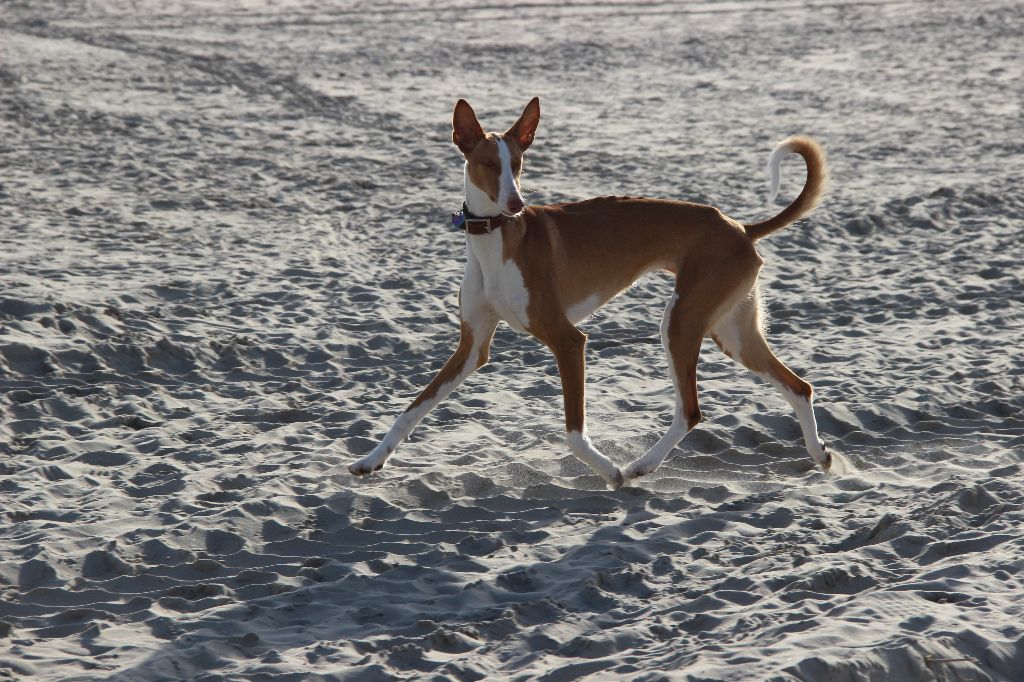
[1,0,1023,680]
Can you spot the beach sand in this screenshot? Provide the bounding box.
[1,1,1023,679]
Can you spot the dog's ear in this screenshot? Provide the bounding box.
[505,97,540,151]
[452,99,485,156]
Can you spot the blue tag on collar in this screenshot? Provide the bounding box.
[451,211,466,229]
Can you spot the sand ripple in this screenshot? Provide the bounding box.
[2,1,1023,680]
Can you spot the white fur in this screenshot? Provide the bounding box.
[349,349,481,473]
[625,421,688,480]
[465,229,531,333]
[660,291,684,425]
[709,290,759,360]
[462,168,532,332]
[492,259,531,333]
[464,163,500,217]
[496,138,525,215]
[624,292,689,479]
[567,431,622,486]
[756,373,828,466]
[565,294,602,324]
[348,255,497,475]
[460,144,530,331]
[765,140,797,205]
[708,297,829,468]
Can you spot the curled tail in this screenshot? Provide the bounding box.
[744,136,828,242]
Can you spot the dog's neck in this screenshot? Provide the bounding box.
[463,164,502,218]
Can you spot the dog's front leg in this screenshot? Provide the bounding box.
[348,303,498,477]
[544,324,625,490]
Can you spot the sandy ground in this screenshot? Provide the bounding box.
[1,0,1023,680]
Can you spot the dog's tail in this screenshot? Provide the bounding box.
[744,136,827,242]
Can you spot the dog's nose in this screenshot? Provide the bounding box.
[505,197,525,215]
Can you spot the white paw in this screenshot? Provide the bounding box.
[607,468,625,491]
[813,440,832,472]
[624,458,657,481]
[819,448,833,472]
[348,447,389,476]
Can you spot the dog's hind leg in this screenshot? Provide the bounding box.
[623,288,705,480]
[624,249,762,481]
[710,287,831,470]
[349,279,498,476]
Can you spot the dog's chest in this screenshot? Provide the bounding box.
[468,233,531,332]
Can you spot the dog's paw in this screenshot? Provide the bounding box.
[819,448,835,471]
[623,459,656,481]
[348,460,383,476]
[348,450,387,476]
[608,468,625,491]
[815,438,831,471]
[348,443,395,477]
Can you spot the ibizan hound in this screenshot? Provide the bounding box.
[349,97,833,489]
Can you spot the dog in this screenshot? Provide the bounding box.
[349,97,832,489]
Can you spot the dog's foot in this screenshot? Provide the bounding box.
[608,468,625,491]
[348,459,384,476]
[623,458,657,481]
[348,447,389,476]
[818,444,833,473]
[822,451,833,472]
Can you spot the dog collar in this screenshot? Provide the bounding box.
[452,203,515,235]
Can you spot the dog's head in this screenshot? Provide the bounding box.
[452,98,539,217]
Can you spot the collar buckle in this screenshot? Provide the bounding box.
[456,204,514,235]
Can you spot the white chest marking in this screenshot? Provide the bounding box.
[469,231,531,332]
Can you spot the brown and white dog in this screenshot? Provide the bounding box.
[349,97,832,489]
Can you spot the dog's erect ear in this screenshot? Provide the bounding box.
[452,99,485,155]
[505,97,540,151]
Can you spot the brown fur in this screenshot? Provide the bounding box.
[406,319,493,411]
[710,299,814,400]
[744,136,828,242]
[500,198,758,327]
[457,101,824,446]
[350,98,831,483]
[464,133,524,206]
[489,198,766,448]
